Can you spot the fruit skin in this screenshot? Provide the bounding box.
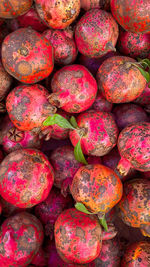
[81,0,110,11]
[117,29,150,59]
[0,61,12,101]
[6,84,56,132]
[50,65,97,113]
[35,0,80,29]
[43,28,77,66]
[0,115,43,153]
[0,196,27,218]
[54,208,102,264]
[134,83,150,106]
[69,110,118,156]
[117,122,150,173]
[31,247,47,267]
[116,179,150,237]
[92,92,113,112]
[121,241,150,267]
[111,0,150,33]
[50,110,70,140]
[34,187,73,238]
[75,9,119,58]
[97,56,147,103]
[0,0,33,18]
[49,145,83,196]
[70,164,123,214]
[2,27,54,84]
[0,148,54,208]
[0,212,44,267]
[113,103,149,130]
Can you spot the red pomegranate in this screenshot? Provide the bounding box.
[31,247,47,267]
[0,61,12,101]
[75,8,119,58]
[0,196,27,218]
[0,149,54,208]
[81,0,110,11]
[0,0,33,18]
[2,27,54,84]
[134,83,150,106]
[97,56,147,103]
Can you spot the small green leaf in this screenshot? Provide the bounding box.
[70,116,78,129]
[74,140,88,165]
[99,216,108,232]
[141,58,150,67]
[136,66,150,83]
[75,203,93,214]
[43,114,75,129]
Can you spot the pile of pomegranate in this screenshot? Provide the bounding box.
[0,0,149,266]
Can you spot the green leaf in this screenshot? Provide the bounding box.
[99,216,108,232]
[75,203,93,214]
[136,66,150,83]
[43,114,75,129]
[70,116,78,129]
[74,139,88,165]
[141,59,150,67]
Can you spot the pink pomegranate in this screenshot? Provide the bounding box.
[117,122,150,175]
[0,0,33,18]
[31,247,47,267]
[134,83,150,106]
[69,110,118,156]
[0,149,54,208]
[92,92,113,112]
[49,145,83,196]
[49,64,97,113]
[81,0,110,11]
[43,28,77,65]
[0,61,12,101]
[2,27,54,84]
[17,7,48,32]
[0,115,43,153]
[97,56,147,103]
[0,212,44,267]
[113,103,149,130]
[117,29,150,59]
[34,187,73,238]
[111,0,150,33]
[75,9,119,58]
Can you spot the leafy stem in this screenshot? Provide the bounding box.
[128,58,150,83]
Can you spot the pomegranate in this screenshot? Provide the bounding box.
[0,149,3,163]
[69,110,118,156]
[2,27,54,84]
[97,56,147,103]
[134,83,150,106]
[75,9,119,58]
[81,0,110,11]
[43,28,77,65]
[111,0,150,33]
[31,247,47,267]
[49,64,97,113]
[0,61,12,101]
[92,92,113,112]
[35,0,80,29]
[117,122,150,175]
[0,149,54,208]
[0,0,33,18]
[0,196,27,218]
[0,212,44,267]
[116,179,150,237]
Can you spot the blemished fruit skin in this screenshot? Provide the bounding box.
[134,83,150,106]
[0,212,44,267]
[0,62,12,101]
[117,29,150,59]
[121,241,150,267]
[54,208,102,264]
[35,0,80,29]
[81,0,110,11]
[75,8,119,58]
[69,110,118,156]
[6,84,56,132]
[111,0,150,33]
[0,149,54,208]
[50,65,97,113]
[116,179,150,237]
[70,164,123,214]
[0,0,33,19]
[1,27,54,84]
[117,122,150,173]
[97,56,147,103]
[43,28,77,66]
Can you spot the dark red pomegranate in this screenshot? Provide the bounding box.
[0,196,27,218]
[31,247,47,267]
[92,92,113,112]
[134,83,150,106]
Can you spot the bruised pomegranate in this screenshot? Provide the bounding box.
[0,115,43,153]
[69,110,118,156]
[97,56,147,103]
[0,0,33,18]
[134,83,150,106]
[0,212,44,267]
[31,247,47,267]
[92,92,113,112]
[54,208,102,264]
[49,145,83,195]
[81,0,110,11]
[111,0,150,33]
[0,149,54,208]
[34,187,73,238]
[116,179,150,237]
[0,61,12,101]
[35,0,80,29]
[117,122,150,175]
[117,29,150,59]
[75,9,118,58]
[49,65,97,113]
[2,27,54,84]
[43,28,77,65]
